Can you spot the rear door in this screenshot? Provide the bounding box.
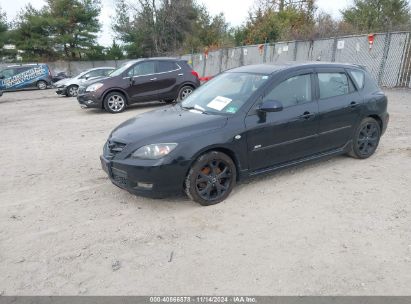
[315,68,362,151]
[245,69,320,171]
[155,61,181,99]
[125,61,159,102]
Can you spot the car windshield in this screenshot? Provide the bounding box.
[181,72,269,115]
[109,61,139,77]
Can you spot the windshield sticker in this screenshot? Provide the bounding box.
[207,96,232,111]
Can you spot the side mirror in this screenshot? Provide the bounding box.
[85,76,90,80]
[259,100,283,113]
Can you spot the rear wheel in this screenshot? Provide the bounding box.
[67,85,79,97]
[37,80,47,90]
[178,85,194,102]
[185,151,236,206]
[104,92,127,114]
[348,117,381,159]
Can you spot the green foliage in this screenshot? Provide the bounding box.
[10,0,101,61]
[233,1,316,46]
[112,0,233,57]
[342,0,411,32]
[106,40,124,60]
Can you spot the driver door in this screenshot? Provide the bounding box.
[245,70,320,171]
[125,61,159,102]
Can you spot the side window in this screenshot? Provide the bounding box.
[318,72,355,99]
[157,61,178,73]
[264,74,312,108]
[128,61,156,77]
[0,68,15,78]
[349,70,365,89]
[103,69,113,76]
[87,70,102,78]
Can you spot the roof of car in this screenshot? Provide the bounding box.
[87,67,115,71]
[229,62,365,74]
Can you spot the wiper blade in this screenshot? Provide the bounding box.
[181,104,209,114]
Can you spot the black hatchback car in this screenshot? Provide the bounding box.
[101,63,389,206]
[77,58,200,113]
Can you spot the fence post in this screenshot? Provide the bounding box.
[202,53,207,77]
[240,46,245,66]
[331,37,338,62]
[293,41,298,61]
[219,49,224,73]
[378,32,392,86]
[68,61,72,77]
[263,43,268,63]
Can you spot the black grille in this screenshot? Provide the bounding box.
[106,140,126,158]
[113,174,127,186]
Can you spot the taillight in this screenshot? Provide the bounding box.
[191,70,199,79]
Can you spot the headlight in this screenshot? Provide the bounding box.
[132,143,178,160]
[86,83,103,92]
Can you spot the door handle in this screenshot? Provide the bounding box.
[178,73,184,76]
[150,78,157,81]
[299,111,315,120]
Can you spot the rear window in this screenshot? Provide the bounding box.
[349,69,365,89]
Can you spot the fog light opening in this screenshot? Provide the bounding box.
[136,182,153,190]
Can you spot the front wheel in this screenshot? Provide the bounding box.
[37,80,48,90]
[177,85,194,102]
[348,117,381,159]
[104,92,127,114]
[185,151,236,206]
[67,85,79,97]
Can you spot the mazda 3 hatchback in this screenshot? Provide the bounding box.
[101,63,389,206]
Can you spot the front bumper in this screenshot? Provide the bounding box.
[100,154,190,198]
[77,91,102,109]
[56,87,67,95]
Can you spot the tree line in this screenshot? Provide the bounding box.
[0,0,410,62]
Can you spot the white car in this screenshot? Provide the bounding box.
[55,67,115,97]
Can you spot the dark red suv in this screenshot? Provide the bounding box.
[77,58,201,113]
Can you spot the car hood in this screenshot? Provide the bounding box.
[54,78,72,86]
[110,105,228,145]
[81,76,110,88]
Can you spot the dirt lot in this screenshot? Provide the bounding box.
[0,89,410,295]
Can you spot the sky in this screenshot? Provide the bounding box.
[1,0,353,47]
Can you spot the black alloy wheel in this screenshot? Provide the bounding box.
[349,117,381,159]
[185,151,236,206]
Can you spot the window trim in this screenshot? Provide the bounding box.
[347,68,365,91]
[123,61,182,79]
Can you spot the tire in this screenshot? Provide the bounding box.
[177,85,194,102]
[103,92,127,114]
[67,85,79,97]
[348,117,381,159]
[37,80,48,90]
[185,151,236,206]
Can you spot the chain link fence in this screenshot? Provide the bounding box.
[184,31,411,88]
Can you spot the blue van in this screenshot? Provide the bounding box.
[0,64,53,91]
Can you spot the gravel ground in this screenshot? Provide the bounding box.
[0,89,410,295]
